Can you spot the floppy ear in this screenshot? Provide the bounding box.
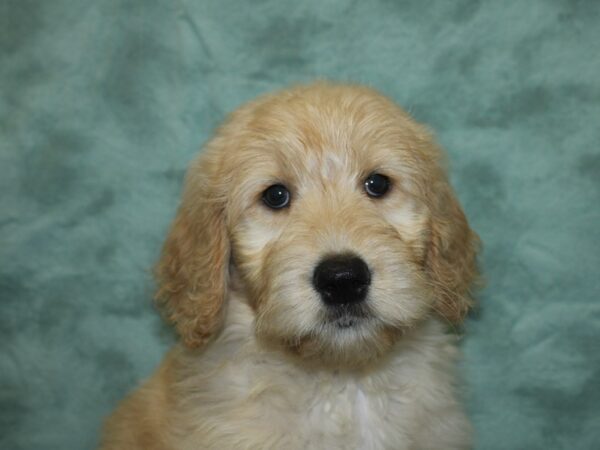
[154,154,229,348]
[426,172,480,324]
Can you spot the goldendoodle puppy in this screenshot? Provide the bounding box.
[100,82,480,450]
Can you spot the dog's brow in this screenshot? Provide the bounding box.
[304,151,347,181]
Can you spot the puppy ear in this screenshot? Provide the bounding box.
[154,154,229,348]
[426,173,480,324]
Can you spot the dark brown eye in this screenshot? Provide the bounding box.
[364,173,391,198]
[262,184,291,209]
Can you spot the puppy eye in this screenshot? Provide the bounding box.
[364,173,391,198]
[262,184,291,209]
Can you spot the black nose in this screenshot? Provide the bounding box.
[312,254,371,306]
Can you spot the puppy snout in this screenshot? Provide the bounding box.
[313,254,371,306]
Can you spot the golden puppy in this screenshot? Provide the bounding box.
[100,82,480,450]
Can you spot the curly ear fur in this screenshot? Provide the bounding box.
[426,175,480,324]
[154,153,229,348]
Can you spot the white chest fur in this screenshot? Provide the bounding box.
[175,300,471,450]
[304,377,390,449]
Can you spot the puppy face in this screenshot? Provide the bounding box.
[156,83,479,365]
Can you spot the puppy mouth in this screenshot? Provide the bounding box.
[325,303,371,329]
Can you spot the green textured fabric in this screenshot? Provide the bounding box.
[1,1,599,448]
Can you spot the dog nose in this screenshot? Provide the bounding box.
[313,254,371,306]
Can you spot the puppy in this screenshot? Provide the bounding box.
[100,82,480,450]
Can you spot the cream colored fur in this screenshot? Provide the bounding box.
[100,82,479,450]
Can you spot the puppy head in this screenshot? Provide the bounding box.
[155,83,479,363]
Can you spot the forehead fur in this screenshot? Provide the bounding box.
[207,83,445,215]
[225,83,430,156]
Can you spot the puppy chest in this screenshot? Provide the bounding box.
[303,381,392,448]
[181,379,397,449]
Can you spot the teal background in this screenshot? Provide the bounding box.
[1,0,599,448]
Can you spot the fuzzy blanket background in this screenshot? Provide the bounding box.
[1,1,599,449]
